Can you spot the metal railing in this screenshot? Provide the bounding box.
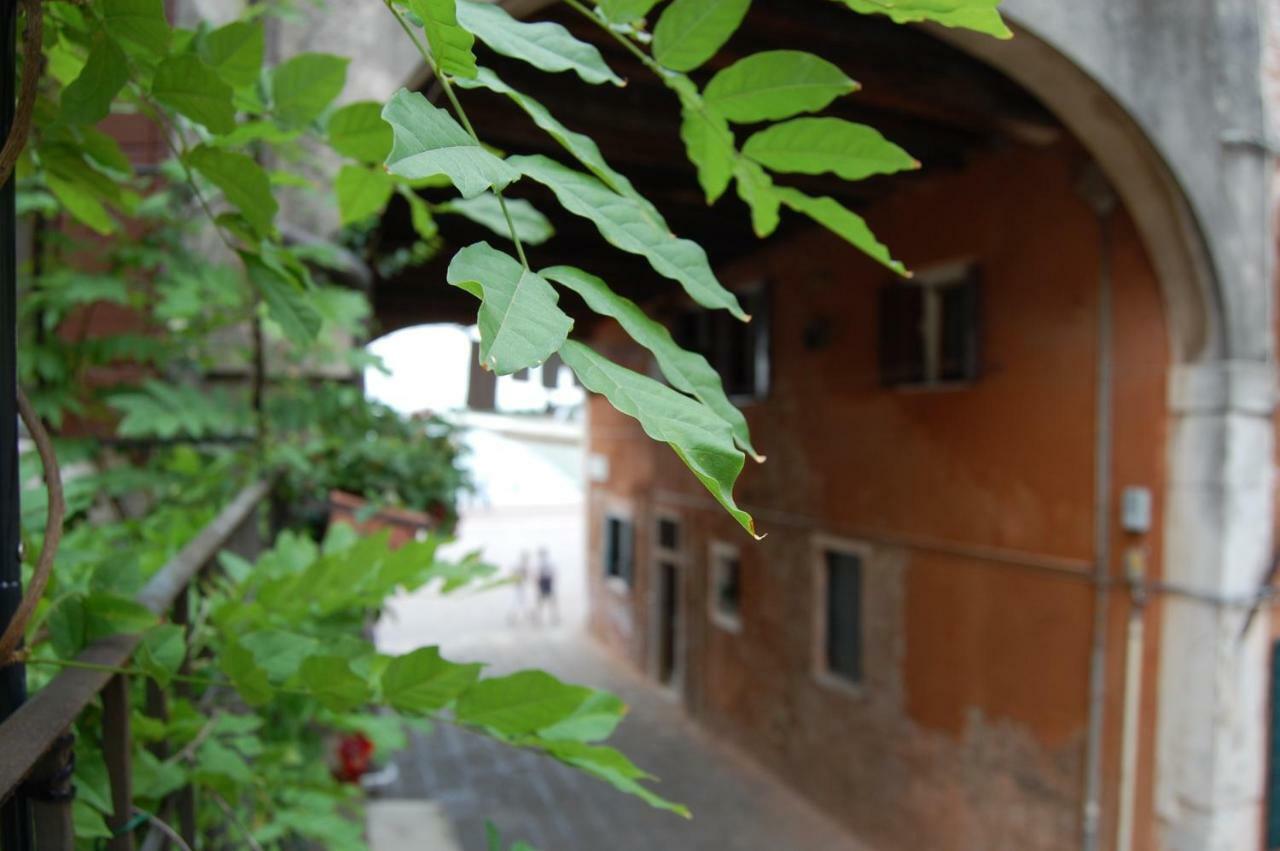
[0,480,271,850]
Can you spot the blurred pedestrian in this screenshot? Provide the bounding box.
[533,547,559,626]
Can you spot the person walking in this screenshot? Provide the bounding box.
[533,547,559,626]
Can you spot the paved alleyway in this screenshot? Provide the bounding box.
[374,630,870,851]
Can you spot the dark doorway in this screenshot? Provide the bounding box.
[657,560,680,688]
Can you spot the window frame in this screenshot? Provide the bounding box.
[601,509,636,594]
[707,540,744,634]
[878,260,981,391]
[675,280,772,404]
[811,535,872,697]
[649,509,687,692]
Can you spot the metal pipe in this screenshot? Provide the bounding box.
[1116,549,1147,851]
[0,0,34,845]
[1080,164,1117,851]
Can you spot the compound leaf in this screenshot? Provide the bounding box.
[457,1,623,86]
[382,88,518,199]
[704,50,857,123]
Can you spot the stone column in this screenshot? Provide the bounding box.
[1157,359,1276,851]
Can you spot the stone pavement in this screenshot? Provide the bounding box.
[375,630,871,851]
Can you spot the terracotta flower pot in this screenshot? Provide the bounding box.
[327,489,435,550]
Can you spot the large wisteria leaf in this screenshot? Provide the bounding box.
[670,77,735,204]
[455,70,656,215]
[561,340,758,537]
[327,101,393,163]
[382,88,518,199]
[61,35,129,125]
[742,117,918,182]
[446,242,573,375]
[101,0,170,59]
[408,0,479,78]
[832,0,1011,38]
[271,53,348,128]
[704,50,857,123]
[510,155,745,319]
[335,164,394,226]
[652,0,752,72]
[733,158,780,238]
[775,187,906,276]
[456,1,623,86]
[544,265,759,459]
[200,20,265,90]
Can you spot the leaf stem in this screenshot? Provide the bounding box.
[384,1,531,269]
[560,0,663,75]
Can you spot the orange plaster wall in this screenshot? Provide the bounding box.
[586,138,1171,850]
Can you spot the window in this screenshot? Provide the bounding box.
[603,514,634,587]
[675,283,770,401]
[817,546,864,687]
[657,517,680,551]
[879,263,980,388]
[708,542,742,632]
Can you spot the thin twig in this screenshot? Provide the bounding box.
[134,808,195,851]
[210,791,266,851]
[0,0,44,187]
[0,387,66,666]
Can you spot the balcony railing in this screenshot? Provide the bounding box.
[0,480,271,850]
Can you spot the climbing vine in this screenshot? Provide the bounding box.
[4,0,1009,845]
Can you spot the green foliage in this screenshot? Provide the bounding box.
[408,0,480,78]
[328,100,394,163]
[199,20,266,89]
[336,164,396,226]
[446,241,573,375]
[271,52,349,127]
[652,0,752,72]
[186,144,278,233]
[382,88,518,198]
[151,54,238,133]
[456,1,623,86]
[742,117,919,181]
[60,35,129,125]
[704,50,858,123]
[560,340,757,537]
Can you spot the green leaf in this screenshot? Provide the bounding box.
[187,145,278,234]
[327,101,393,163]
[136,624,185,687]
[380,646,482,714]
[241,250,324,345]
[439,195,554,246]
[511,155,745,319]
[742,117,918,181]
[652,0,751,72]
[272,53,349,128]
[60,36,128,125]
[200,20,266,90]
[733,157,779,237]
[704,50,857,123]
[382,88,518,199]
[401,189,440,240]
[84,593,156,640]
[239,629,319,682]
[73,800,113,839]
[456,1,623,86]
[336,164,394,226]
[47,594,86,657]
[102,0,171,58]
[545,740,689,817]
[47,175,115,235]
[671,77,735,204]
[561,340,757,537]
[543,266,758,457]
[831,0,1011,38]
[300,656,372,712]
[455,670,593,736]
[596,0,662,23]
[775,187,905,275]
[537,690,627,743]
[446,242,573,375]
[78,128,132,175]
[151,55,237,134]
[221,642,273,706]
[407,0,479,78]
[455,70,655,214]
